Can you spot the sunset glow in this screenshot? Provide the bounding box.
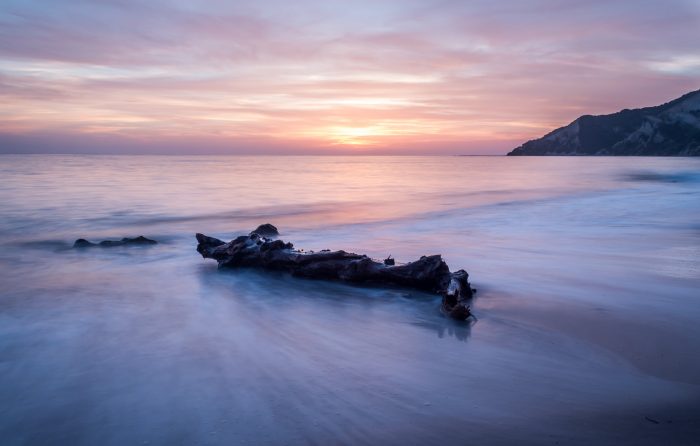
[1,0,699,154]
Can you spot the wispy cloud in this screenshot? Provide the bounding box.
[1,0,698,154]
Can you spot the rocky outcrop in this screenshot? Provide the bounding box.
[196,229,475,320]
[74,236,157,248]
[250,223,279,237]
[508,89,700,156]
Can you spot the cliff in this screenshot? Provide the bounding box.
[508,89,700,156]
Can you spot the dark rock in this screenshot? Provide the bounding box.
[74,236,157,248]
[124,236,158,245]
[250,223,279,237]
[73,238,95,248]
[508,89,700,156]
[441,269,473,320]
[196,227,474,320]
[443,302,472,321]
[384,256,395,266]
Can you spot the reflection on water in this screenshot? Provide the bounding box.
[0,155,699,445]
[412,317,474,342]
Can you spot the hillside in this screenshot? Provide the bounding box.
[508,90,700,156]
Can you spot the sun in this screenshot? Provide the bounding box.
[328,126,384,146]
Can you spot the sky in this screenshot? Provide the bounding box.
[1,0,699,155]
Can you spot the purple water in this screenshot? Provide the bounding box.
[1,155,699,445]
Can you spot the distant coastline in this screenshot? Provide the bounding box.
[508,89,700,156]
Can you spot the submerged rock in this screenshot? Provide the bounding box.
[73,236,158,248]
[196,227,475,320]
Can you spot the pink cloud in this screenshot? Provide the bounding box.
[0,0,698,154]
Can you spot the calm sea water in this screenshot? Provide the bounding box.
[1,155,699,445]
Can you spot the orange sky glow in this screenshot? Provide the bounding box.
[1,0,699,154]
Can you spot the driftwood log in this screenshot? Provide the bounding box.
[196,226,475,320]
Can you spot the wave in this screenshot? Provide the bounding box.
[78,187,575,230]
[622,170,700,183]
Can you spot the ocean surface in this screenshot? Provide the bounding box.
[1,155,699,445]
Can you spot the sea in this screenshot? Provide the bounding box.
[1,155,699,445]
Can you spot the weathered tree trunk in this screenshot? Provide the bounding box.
[196,229,475,320]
